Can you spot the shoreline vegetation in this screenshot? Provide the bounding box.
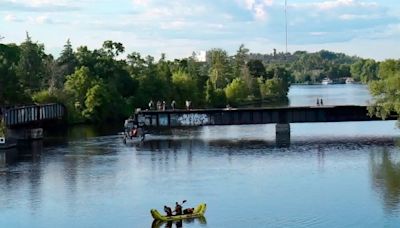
[0,33,399,124]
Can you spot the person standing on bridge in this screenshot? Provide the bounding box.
[156,100,161,110]
[148,100,154,110]
[162,101,166,111]
[320,98,324,106]
[316,98,320,106]
[171,100,176,110]
[185,100,191,110]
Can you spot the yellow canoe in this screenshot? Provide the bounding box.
[150,203,207,221]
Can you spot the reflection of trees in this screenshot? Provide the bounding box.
[370,149,400,212]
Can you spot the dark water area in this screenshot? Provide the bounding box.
[1,84,400,227]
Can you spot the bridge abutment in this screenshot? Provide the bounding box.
[275,123,290,147]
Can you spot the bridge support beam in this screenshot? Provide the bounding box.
[7,128,43,141]
[275,123,290,147]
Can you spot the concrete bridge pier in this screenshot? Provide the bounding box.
[7,128,44,141]
[275,123,290,147]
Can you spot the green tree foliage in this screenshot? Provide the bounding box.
[260,78,286,99]
[171,69,198,107]
[205,79,226,108]
[1,39,297,122]
[225,78,249,104]
[0,45,28,105]
[83,81,111,121]
[64,66,96,120]
[208,49,231,89]
[368,59,400,119]
[55,39,77,89]
[16,33,47,93]
[350,59,379,83]
[247,59,266,78]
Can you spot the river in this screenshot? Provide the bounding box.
[1,84,400,228]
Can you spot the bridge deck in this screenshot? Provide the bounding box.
[136,105,397,128]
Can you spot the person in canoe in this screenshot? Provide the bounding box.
[183,207,194,214]
[164,205,173,216]
[174,201,183,215]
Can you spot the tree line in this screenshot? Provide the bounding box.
[0,35,290,123]
[248,50,382,84]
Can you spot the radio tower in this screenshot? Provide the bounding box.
[285,0,288,54]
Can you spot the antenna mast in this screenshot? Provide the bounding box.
[285,0,288,54]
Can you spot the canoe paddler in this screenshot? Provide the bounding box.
[174,200,186,215]
[164,205,172,216]
[174,202,183,215]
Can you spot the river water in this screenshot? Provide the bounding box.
[1,84,400,228]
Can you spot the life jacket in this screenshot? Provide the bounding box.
[130,129,138,137]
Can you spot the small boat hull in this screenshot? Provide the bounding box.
[151,203,207,222]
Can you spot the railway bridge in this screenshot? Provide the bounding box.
[135,105,397,145]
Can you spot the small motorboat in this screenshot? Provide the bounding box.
[150,203,207,222]
[123,118,145,143]
[321,78,333,85]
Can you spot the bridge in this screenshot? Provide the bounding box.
[1,103,66,146]
[135,105,397,145]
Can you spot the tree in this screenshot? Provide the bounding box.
[64,66,96,115]
[56,39,77,88]
[102,40,125,58]
[171,69,198,107]
[351,59,379,83]
[208,49,231,89]
[247,59,266,78]
[83,81,111,121]
[205,79,226,108]
[0,44,28,105]
[233,44,249,79]
[260,78,285,99]
[368,59,400,120]
[224,78,248,104]
[16,33,46,93]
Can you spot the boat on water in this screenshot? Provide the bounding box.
[345,77,354,84]
[151,203,207,222]
[122,118,145,143]
[321,78,333,85]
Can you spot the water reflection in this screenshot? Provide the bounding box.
[151,217,207,228]
[370,148,400,213]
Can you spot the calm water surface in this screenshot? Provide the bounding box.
[1,85,400,228]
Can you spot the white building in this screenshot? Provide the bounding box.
[193,51,206,62]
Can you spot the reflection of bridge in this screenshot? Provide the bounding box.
[1,103,66,143]
[136,105,397,146]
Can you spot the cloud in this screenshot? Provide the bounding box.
[132,0,150,6]
[0,0,80,12]
[338,14,380,20]
[4,13,23,22]
[290,0,378,11]
[238,0,274,21]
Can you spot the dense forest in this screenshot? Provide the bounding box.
[249,50,380,84]
[0,35,290,123]
[0,34,398,124]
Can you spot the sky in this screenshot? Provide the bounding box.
[1,0,399,60]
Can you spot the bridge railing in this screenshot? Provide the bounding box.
[3,103,66,127]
